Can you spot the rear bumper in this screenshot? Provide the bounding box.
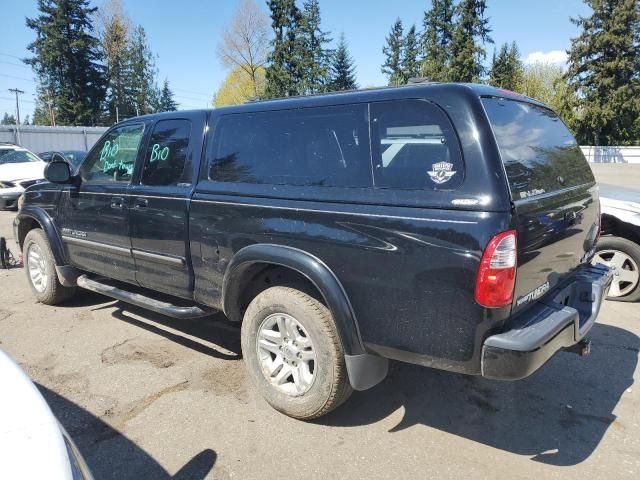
[481,264,613,380]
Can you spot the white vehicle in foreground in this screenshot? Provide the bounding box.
[0,349,93,479]
[0,143,47,210]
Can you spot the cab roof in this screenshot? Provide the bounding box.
[128,82,546,123]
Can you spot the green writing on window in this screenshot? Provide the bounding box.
[100,140,119,161]
[150,143,169,162]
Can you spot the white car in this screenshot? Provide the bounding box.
[592,184,640,302]
[0,143,47,210]
[0,349,93,479]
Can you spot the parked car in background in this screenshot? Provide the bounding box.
[0,348,93,479]
[593,184,640,302]
[39,150,87,171]
[0,143,46,210]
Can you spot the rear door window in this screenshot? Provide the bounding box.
[209,104,371,187]
[140,119,191,186]
[482,97,594,199]
[370,99,463,190]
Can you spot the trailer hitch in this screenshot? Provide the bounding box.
[564,339,592,357]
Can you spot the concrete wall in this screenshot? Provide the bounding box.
[581,146,640,164]
[0,125,108,154]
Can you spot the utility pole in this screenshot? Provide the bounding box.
[8,88,24,145]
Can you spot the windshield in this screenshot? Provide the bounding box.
[482,97,594,199]
[0,149,42,165]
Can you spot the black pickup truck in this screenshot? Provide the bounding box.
[14,83,612,420]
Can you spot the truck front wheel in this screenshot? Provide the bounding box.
[23,229,76,305]
[241,286,352,420]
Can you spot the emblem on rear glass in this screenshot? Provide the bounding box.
[427,161,456,184]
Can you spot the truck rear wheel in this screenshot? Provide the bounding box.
[593,236,640,302]
[23,229,76,305]
[241,286,352,420]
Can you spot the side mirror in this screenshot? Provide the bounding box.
[44,161,72,184]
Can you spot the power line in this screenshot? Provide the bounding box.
[0,73,36,83]
[0,60,32,70]
[173,87,212,97]
[0,53,24,60]
[0,96,35,104]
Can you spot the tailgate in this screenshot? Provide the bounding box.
[481,96,598,315]
[511,186,599,314]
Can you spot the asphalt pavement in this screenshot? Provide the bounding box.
[0,164,638,479]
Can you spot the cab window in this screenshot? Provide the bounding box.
[371,100,463,190]
[140,119,191,186]
[81,124,145,183]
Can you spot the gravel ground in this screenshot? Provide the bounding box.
[0,167,638,479]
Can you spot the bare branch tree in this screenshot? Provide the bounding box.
[216,0,270,97]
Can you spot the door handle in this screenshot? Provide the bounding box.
[111,196,124,209]
[134,198,148,209]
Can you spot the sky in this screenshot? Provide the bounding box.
[0,0,591,120]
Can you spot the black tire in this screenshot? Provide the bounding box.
[241,286,353,420]
[23,229,76,305]
[593,236,640,302]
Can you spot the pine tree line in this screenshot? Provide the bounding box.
[25,0,178,127]
[381,0,492,85]
[380,0,639,145]
[264,0,357,98]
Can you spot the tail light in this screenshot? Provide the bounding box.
[475,230,518,308]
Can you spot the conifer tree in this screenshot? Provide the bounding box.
[128,26,157,116]
[1,113,17,125]
[329,33,358,91]
[401,25,421,82]
[265,0,304,98]
[489,41,524,91]
[421,0,455,81]
[449,0,492,83]
[299,0,332,94]
[381,18,404,86]
[565,0,640,145]
[154,79,178,112]
[25,0,106,125]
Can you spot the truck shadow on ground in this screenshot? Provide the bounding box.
[68,287,242,361]
[37,385,217,480]
[321,323,638,467]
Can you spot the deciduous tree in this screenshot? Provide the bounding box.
[217,0,270,98]
[214,66,266,107]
